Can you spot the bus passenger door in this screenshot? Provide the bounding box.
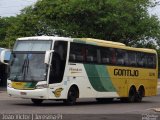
[48,41,68,99]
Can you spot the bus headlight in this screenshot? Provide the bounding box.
[36,84,48,89]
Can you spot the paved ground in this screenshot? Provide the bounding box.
[0,91,160,120]
[0,82,160,120]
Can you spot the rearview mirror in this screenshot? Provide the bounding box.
[44,50,54,64]
[0,49,11,65]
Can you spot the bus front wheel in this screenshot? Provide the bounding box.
[31,99,43,105]
[63,87,78,105]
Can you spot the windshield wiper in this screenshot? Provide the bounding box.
[22,55,30,80]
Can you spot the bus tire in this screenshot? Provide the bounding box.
[128,86,136,103]
[63,86,78,105]
[31,99,43,105]
[135,87,144,102]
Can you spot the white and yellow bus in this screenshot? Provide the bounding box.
[1,36,158,105]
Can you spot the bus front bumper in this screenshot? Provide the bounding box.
[7,87,48,99]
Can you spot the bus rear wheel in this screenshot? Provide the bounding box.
[63,87,78,105]
[128,87,136,103]
[135,87,144,102]
[31,99,43,105]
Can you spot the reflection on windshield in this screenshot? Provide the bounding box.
[9,53,46,81]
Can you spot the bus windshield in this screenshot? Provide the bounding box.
[9,52,47,82]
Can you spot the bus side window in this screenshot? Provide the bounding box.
[116,49,125,66]
[143,54,147,68]
[86,45,97,63]
[137,52,147,68]
[69,54,76,61]
[102,58,109,64]
[77,55,84,62]
[97,49,101,64]
[152,55,156,68]
[124,51,128,66]
[153,55,156,68]
[87,56,93,62]
[147,54,156,68]
[101,48,112,65]
[69,43,84,63]
[128,51,137,67]
[111,49,116,65]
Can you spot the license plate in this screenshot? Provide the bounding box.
[20,92,27,95]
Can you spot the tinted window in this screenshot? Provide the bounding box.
[108,48,116,65]
[86,45,97,63]
[69,43,85,63]
[137,52,147,68]
[128,51,137,67]
[101,48,112,64]
[147,54,156,68]
[116,49,126,66]
[69,42,157,69]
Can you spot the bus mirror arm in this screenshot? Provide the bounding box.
[44,50,54,64]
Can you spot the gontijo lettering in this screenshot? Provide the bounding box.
[114,69,139,76]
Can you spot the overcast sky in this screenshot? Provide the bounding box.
[0,0,37,17]
[148,3,160,18]
[0,0,160,19]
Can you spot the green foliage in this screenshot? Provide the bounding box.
[0,17,11,47]
[0,0,160,49]
[28,0,160,47]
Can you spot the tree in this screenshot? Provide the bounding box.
[28,0,160,47]
[0,17,11,47]
[2,0,160,48]
[0,17,7,40]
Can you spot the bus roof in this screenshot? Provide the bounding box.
[17,36,156,54]
[78,38,126,46]
[73,38,157,54]
[17,36,72,41]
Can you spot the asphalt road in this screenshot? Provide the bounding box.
[0,88,160,120]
